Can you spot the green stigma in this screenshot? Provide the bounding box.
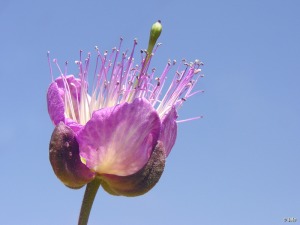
[147,20,162,55]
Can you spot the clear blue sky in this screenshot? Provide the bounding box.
[0,0,299,225]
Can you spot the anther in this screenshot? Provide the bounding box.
[194,69,201,74]
[155,77,160,86]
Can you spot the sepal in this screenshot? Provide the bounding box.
[100,141,166,197]
[49,122,95,189]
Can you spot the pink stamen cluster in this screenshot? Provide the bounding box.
[48,38,204,125]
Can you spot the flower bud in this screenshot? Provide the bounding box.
[49,122,95,189]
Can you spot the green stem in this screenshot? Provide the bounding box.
[78,178,101,225]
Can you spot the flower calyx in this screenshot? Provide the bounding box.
[49,122,95,189]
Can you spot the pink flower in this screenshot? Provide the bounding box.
[48,21,203,196]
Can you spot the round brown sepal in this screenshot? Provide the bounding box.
[100,141,166,197]
[49,122,95,189]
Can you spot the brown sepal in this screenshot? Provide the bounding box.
[49,122,95,189]
[100,141,166,197]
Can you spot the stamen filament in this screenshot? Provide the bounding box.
[49,21,203,125]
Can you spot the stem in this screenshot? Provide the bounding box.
[78,178,101,225]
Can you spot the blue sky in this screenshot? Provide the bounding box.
[0,0,299,225]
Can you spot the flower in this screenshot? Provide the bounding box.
[48,21,203,196]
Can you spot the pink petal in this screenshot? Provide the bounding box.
[159,107,178,157]
[55,75,82,102]
[77,98,161,176]
[47,82,65,125]
[64,118,83,133]
[101,141,166,196]
[47,76,83,128]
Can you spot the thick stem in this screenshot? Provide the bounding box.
[78,178,101,225]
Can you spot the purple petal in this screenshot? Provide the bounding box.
[47,82,65,125]
[65,118,83,133]
[77,98,161,176]
[55,75,82,102]
[101,141,166,196]
[159,107,178,157]
[47,75,84,127]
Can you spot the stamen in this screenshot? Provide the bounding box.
[176,116,203,123]
[47,51,54,81]
[64,61,68,76]
[49,22,203,125]
[53,59,77,121]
